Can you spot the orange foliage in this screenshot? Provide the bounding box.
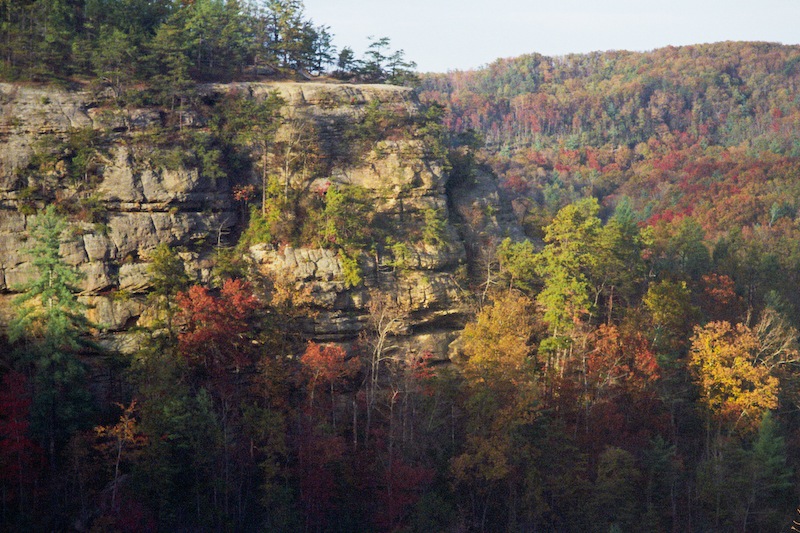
[176,279,260,372]
[588,324,660,394]
[301,341,359,389]
[700,273,743,321]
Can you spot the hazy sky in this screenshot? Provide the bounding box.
[302,0,800,73]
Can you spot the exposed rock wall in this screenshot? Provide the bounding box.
[0,81,519,357]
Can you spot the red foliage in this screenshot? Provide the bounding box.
[700,273,742,321]
[579,326,668,456]
[232,184,256,203]
[585,148,602,171]
[0,371,44,507]
[301,341,359,386]
[588,324,660,394]
[584,394,669,458]
[409,351,436,381]
[374,459,434,531]
[652,150,684,172]
[500,172,529,195]
[296,430,347,530]
[176,279,260,373]
[646,208,693,227]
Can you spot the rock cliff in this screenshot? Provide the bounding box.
[0,81,518,357]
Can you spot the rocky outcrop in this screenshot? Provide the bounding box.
[0,81,521,357]
[246,108,469,352]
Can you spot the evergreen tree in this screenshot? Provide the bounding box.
[360,36,390,82]
[335,46,357,76]
[10,206,95,469]
[306,24,336,75]
[146,9,193,109]
[745,412,794,531]
[146,242,190,335]
[534,198,601,368]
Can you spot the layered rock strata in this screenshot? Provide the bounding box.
[0,81,518,357]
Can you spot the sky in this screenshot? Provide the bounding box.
[302,0,800,73]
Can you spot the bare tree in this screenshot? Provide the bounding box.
[360,290,405,443]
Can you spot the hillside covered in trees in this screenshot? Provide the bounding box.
[0,0,417,86]
[417,41,800,531]
[2,1,800,529]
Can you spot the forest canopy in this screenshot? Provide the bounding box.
[0,0,417,86]
[2,5,800,529]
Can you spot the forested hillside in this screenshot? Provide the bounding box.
[0,0,416,86]
[415,41,800,532]
[2,1,800,529]
[421,42,800,235]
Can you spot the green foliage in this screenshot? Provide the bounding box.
[339,250,362,289]
[148,242,190,299]
[644,279,698,354]
[134,374,225,527]
[422,208,448,247]
[348,36,418,85]
[91,26,137,99]
[146,11,193,107]
[22,128,109,202]
[145,130,227,182]
[146,242,190,332]
[652,216,711,281]
[238,194,281,248]
[535,198,601,339]
[591,204,651,314]
[16,186,41,215]
[322,184,374,250]
[0,0,390,84]
[388,241,414,271]
[181,0,250,81]
[747,412,794,531]
[9,206,96,462]
[211,245,249,284]
[641,436,680,526]
[496,237,538,293]
[422,42,800,150]
[60,128,108,184]
[590,447,643,532]
[74,193,106,223]
[402,491,456,533]
[241,403,293,522]
[695,436,755,531]
[415,103,450,163]
[345,99,412,157]
[5,25,800,533]
[251,0,334,74]
[11,206,88,343]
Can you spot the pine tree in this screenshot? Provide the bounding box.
[745,412,794,531]
[10,206,95,469]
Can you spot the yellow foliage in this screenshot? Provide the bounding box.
[689,321,779,433]
[462,292,536,387]
[451,433,511,483]
[453,292,540,490]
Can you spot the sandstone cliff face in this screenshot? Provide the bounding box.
[0,81,518,357]
[0,82,235,336]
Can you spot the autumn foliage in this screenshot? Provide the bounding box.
[0,371,43,513]
[690,321,780,433]
[176,278,260,373]
[5,39,800,532]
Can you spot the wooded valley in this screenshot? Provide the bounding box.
[1,2,800,532]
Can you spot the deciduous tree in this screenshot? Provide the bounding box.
[689,321,779,434]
